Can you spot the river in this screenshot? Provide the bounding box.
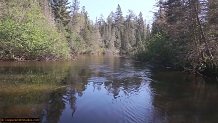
[0,55,217,123]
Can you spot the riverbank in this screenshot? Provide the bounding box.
[0,49,118,62]
[134,50,217,79]
[1,55,218,122]
[0,51,217,80]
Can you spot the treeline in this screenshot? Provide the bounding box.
[97,5,150,55]
[0,0,150,60]
[0,0,71,60]
[51,0,151,55]
[136,0,218,75]
[0,0,102,60]
[0,0,217,75]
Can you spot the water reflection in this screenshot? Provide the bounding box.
[0,55,217,123]
[150,71,218,123]
[43,89,66,123]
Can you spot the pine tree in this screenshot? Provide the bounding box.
[51,0,71,26]
[138,12,145,38]
[115,4,124,28]
[147,0,218,73]
[72,0,80,15]
[114,4,124,52]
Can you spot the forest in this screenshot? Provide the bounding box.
[0,0,217,76]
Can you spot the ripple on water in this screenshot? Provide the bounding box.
[103,82,154,123]
[88,77,109,83]
[75,60,155,123]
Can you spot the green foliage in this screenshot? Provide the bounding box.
[0,0,70,60]
[135,33,175,64]
[135,0,218,76]
[72,36,85,53]
[96,5,150,56]
[51,0,71,26]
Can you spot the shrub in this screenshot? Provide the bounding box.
[0,0,70,60]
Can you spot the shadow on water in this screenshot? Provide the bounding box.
[0,55,218,123]
[150,70,218,123]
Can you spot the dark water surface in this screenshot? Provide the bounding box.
[0,55,218,123]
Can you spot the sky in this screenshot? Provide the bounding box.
[72,0,158,24]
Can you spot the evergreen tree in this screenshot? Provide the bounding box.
[114,4,124,52]
[142,0,218,74]
[115,4,124,28]
[51,0,71,26]
[138,12,145,38]
[72,0,80,15]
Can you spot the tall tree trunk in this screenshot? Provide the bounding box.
[192,0,214,67]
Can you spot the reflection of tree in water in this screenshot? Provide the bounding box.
[43,67,90,123]
[44,88,66,123]
[66,87,84,118]
[91,80,122,99]
[43,59,147,121]
[104,77,143,99]
[66,67,89,117]
[150,72,218,122]
[44,88,80,123]
[93,82,104,91]
[89,59,145,99]
[67,87,77,117]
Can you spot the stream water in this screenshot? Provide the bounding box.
[0,55,217,123]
